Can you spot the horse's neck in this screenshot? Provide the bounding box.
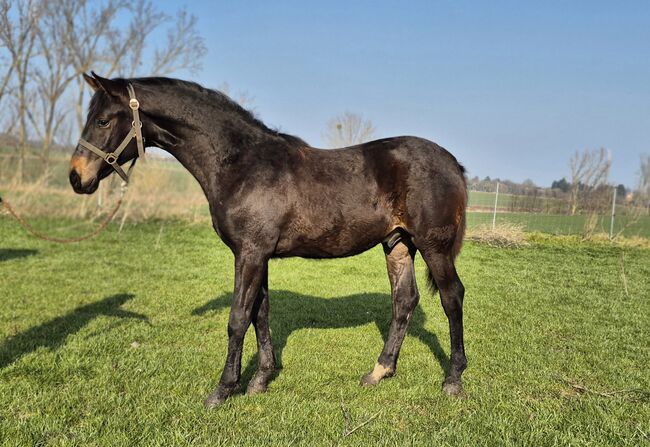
[144,94,276,201]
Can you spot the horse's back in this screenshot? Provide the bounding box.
[273,136,466,258]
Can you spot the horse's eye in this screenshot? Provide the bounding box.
[96,119,111,128]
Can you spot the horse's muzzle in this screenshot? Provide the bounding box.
[69,169,98,194]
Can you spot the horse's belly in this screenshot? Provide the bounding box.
[274,213,391,259]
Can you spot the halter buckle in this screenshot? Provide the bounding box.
[129,98,139,110]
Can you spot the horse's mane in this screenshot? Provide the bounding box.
[129,77,308,146]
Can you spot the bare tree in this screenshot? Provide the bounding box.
[1,0,207,162]
[59,0,206,130]
[26,0,78,164]
[633,153,650,218]
[217,82,255,110]
[55,0,126,129]
[0,0,207,175]
[0,0,41,182]
[323,112,375,148]
[151,9,206,75]
[568,148,611,215]
[639,154,650,198]
[0,1,15,110]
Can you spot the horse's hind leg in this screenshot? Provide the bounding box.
[419,249,467,395]
[361,239,418,386]
[246,267,277,394]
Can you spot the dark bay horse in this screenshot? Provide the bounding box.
[70,73,468,408]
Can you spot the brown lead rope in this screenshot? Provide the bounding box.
[0,159,136,244]
[1,194,123,244]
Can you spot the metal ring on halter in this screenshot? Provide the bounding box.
[105,153,117,164]
[129,98,139,110]
[132,121,142,128]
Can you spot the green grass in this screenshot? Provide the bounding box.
[468,190,515,208]
[1,217,649,446]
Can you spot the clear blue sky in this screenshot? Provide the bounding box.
[166,0,649,188]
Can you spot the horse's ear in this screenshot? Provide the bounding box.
[83,73,100,92]
[90,71,126,99]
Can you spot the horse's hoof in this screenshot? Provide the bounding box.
[442,379,464,396]
[246,383,266,395]
[204,385,236,409]
[246,375,269,395]
[360,372,379,387]
[204,394,226,409]
[246,368,275,395]
[246,382,268,395]
[360,363,394,386]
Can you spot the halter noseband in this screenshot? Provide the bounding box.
[77,83,145,182]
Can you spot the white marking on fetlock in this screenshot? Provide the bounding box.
[369,363,394,382]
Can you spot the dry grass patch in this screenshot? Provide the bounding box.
[1,156,208,223]
[466,222,529,248]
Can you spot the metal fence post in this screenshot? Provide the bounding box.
[492,181,499,230]
[609,186,617,239]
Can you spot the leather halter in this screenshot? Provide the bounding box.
[77,83,145,182]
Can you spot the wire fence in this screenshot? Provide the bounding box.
[467,182,650,239]
[2,152,649,240]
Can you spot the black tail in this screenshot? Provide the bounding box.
[426,162,467,295]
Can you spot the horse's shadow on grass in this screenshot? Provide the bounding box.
[0,294,148,369]
[0,248,38,262]
[192,290,449,390]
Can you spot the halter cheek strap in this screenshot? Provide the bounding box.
[77,83,145,183]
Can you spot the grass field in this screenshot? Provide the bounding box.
[1,217,649,446]
[468,190,516,208]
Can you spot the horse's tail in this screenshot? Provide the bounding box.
[452,163,468,260]
[427,162,467,295]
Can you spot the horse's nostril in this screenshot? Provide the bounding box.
[69,170,81,189]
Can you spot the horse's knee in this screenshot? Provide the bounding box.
[227,309,250,338]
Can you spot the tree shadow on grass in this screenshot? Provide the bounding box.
[192,290,449,390]
[0,248,38,262]
[0,294,148,369]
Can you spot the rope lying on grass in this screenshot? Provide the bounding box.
[0,190,125,244]
[1,159,136,243]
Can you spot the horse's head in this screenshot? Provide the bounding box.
[69,72,142,194]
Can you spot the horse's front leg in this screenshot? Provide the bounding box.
[205,251,267,409]
[246,266,277,394]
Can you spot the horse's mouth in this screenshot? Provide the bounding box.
[69,170,99,195]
